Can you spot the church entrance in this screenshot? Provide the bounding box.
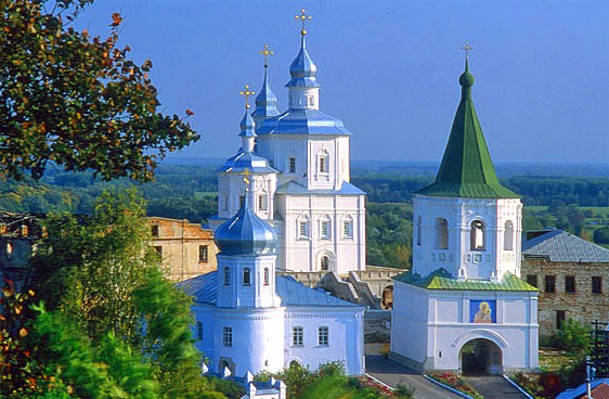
[460,339,502,375]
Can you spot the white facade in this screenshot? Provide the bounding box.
[412,195,523,280]
[390,283,538,373]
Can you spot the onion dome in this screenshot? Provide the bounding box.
[286,35,321,88]
[239,108,256,139]
[214,197,277,256]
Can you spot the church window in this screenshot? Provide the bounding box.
[565,276,576,294]
[592,276,602,294]
[289,157,296,174]
[318,326,329,346]
[545,275,556,293]
[258,193,268,211]
[199,245,208,262]
[470,220,485,251]
[416,216,422,246]
[222,195,228,211]
[342,219,353,239]
[321,256,330,271]
[556,311,566,330]
[223,327,233,347]
[196,321,203,341]
[435,218,448,249]
[298,219,310,239]
[320,217,331,240]
[224,267,230,285]
[292,327,304,346]
[239,196,246,208]
[151,225,159,237]
[318,151,329,174]
[309,96,315,106]
[264,267,270,286]
[243,268,251,286]
[504,220,514,251]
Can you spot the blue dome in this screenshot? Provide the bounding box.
[214,199,277,256]
[286,36,321,88]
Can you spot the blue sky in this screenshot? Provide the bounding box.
[77,0,609,165]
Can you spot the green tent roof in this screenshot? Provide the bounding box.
[416,60,519,199]
[393,268,537,292]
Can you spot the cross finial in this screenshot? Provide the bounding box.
[259,44,274,68]
[461,42,472,60]
[239,84,255,109]
[242,167,252,185]
[295,9,312,36]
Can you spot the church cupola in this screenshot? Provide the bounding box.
[239,85,257,153]
[214,194,277,257]
[286,9,320,110]
[252,44,280,128]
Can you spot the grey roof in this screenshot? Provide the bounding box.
[275,180,365,195]
[523,229,609,263]
[178,272,359,308]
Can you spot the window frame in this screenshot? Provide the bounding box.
[504,220,514,251]
[320,217,331,240]
[199,245,209,262]
[292,326,304,347]
[318,326,329,346]
[298,218,310,240]
[342,218,354,239]
[288,157,296,174]
[470,220,486,251]
[435,218,449,250]
[223,327,233,347]
[565,275,576,294]
[526,274,538,288]
[196,321,203,341]
[592,276,603,294]
[243,268,251,286]
[545,275,556,293]
[224,267,230,286]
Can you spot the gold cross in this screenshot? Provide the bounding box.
[295,9,312,36]
[259,44,274,68]
[242,167,252,185]
[239,84,255,109]
[461,42,472,59]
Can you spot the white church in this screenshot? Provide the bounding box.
[209,10,366,276]
[390,57,539,374]
[178,17,365,377]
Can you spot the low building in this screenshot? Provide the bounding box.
[521,229,609,337]
[148,217,218,282]
[0,213,43,291]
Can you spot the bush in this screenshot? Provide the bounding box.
[553,319,592,355]
[393,382,416,399]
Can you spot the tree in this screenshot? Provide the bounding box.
[0,0,199,182]
[29,189,214,398]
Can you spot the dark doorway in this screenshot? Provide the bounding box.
[460,339,502,375]
[321,255,330,271]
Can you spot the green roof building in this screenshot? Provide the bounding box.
[390,55,538,375]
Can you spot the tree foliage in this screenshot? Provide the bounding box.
[0,0,199,182]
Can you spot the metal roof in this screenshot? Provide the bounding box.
[256,109,352,136]
[394,268,537,292]
[218,151,278,174]
[178,272,359,308]
[275,180,365,196]
[416,60,518,199]
[523,229,609,263]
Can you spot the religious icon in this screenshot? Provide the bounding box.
[470,300,496,324]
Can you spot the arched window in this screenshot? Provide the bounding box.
[470,220,485,251]
[224,267,230,285]
[416,216,422,246]
[264,267,270,286]
[243,268,251,286]
[435,218,448,249]
[504,220,514,251]
[321,256,330,271]
[320,215,331,240]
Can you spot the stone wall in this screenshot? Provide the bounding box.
[521,258,609,337]
[148,217,218,282]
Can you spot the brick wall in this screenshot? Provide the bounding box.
[521,257,609,337]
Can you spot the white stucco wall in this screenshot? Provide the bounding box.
[391,281,539,372]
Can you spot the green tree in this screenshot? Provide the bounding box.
[0,0,198,182]
[29,189,214,398]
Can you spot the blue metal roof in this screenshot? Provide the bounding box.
[214,197,277,256]
[556,378,609,399]
[218,151,278,174]
[178,272,359,308]
[256,109,351,136]
[523,229,609,263]
[275,180,365,195]
[252,66,280,122]
[286,35,320,89]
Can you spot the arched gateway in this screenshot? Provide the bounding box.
[460,338,503,375]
